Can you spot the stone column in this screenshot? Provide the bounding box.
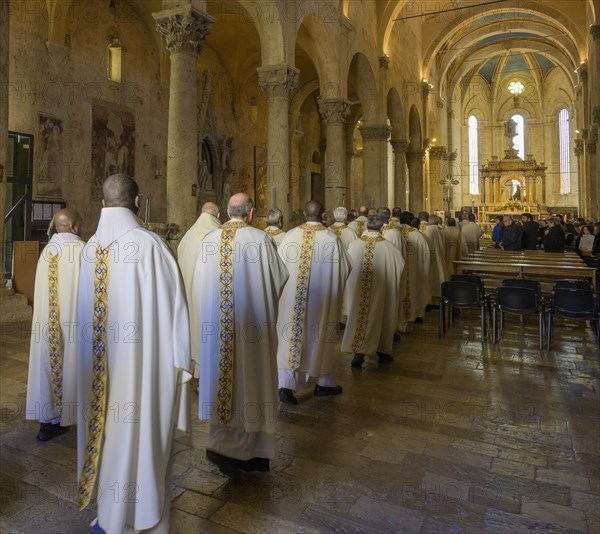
[0,0,8,284]
[407,149,425,213]
[390,139,408,210]
[257,64,299,223]
[429,146,448,213]
[360,125,391,207]
[590,25,600,219]
[153,6,214,232]
[318,98,350,209]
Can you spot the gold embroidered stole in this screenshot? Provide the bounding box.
[356,220,366,236]
[78,244,111,509]
[265,226,284,237]
[330,223,347,238]
[419,221,427,235]
[47,252,63,413]
[351,235,384,352]
[216,220,246,423]
[287,223,327,370]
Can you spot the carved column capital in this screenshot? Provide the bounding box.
[429,146,448,160]
[379,55,390,69]
[576,62,588,84]
[257,64,299,99]
[447,108,455,120]
[422,80,433,102]
[591,24,600,41]
[360,124,392,142]
[317,98,351,124]
[153,6,215,55]
[574,138,584,157]
[390,139,409,153]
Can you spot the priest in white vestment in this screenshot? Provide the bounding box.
[422,214,448,301]
[348,205,369,237]
[444,218,468,275]
[342,217,404,368]
[26,209,84,441]
[378,207,407,256]
[77,175,191,534]
[264,207,287,248]
[177,201,222,376]
[329,206,358,249]
[195,194,289,476]
[461,214,483,254]
[277,200,351,404]
[397,212,431,331]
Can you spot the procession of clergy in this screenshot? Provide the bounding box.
[26,173,481,533]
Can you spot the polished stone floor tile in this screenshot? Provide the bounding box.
[1,312,599,533]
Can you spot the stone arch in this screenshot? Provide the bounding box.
[205,0,285,66]
[387,87,406,140]
[347,52,379,123]
[408,105,422,150]
[294,15,340,97]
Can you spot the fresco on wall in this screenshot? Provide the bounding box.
[91,102,135,200]
[35,114,63,200]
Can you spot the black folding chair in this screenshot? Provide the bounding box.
[553,280,594,291]
[450,274,492,320]
[440,281,487,340]
[494,287,545,350]
[503,278,542,298]
[547,288,600,349]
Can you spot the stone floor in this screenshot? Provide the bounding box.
[1,312,599,533]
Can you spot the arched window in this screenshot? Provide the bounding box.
[558,108,571,194]
[468,115,479,195]
[510,114,525,159]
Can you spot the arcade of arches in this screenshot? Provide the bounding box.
[1,0,599,243]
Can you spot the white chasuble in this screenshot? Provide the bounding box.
[77,207,192,533]
[397,224,431,328]
[27,232,85,425]
[423,224,448,300]
[444,226,468,275]
[330,222,358,249]
[341,233,404,356]
[348,216,368,237]
[276,222,351,378]
[265,226,287,248]
[195,222,289,437]
[461,221,483,254]
[177,212,222,374]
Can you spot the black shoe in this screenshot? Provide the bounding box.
[37,423,68,442]
[415,317,423,323]
[278,387,298,405]
[351,354,365,368]
[206,450,243,479]
[314,384,343,397]
[236,457,270,472]
[377,352,394,364]
[339,322,346,331]
[393,332,401,341]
